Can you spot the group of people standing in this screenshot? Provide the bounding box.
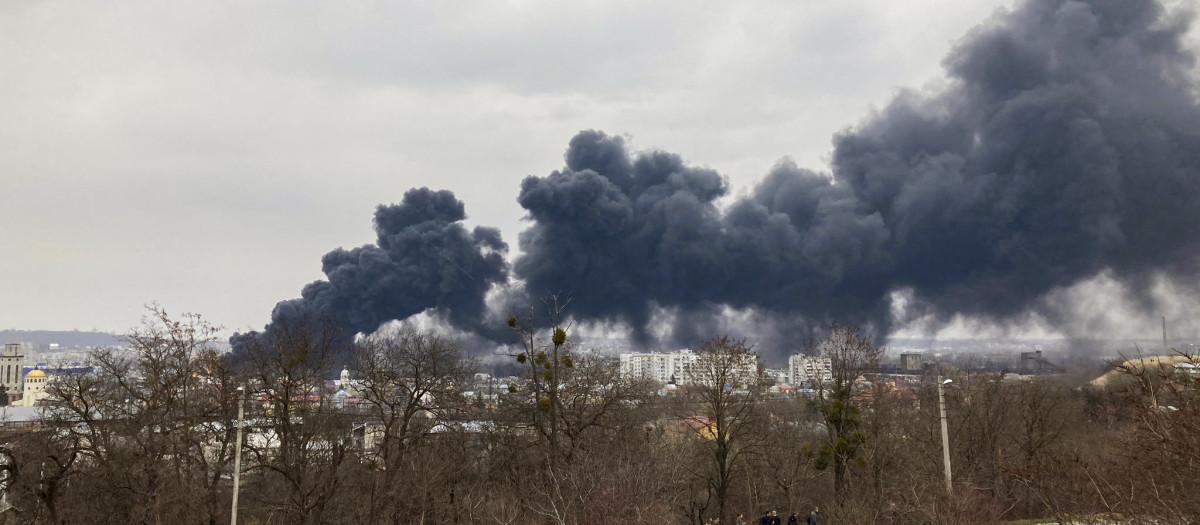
[734,507,818,525]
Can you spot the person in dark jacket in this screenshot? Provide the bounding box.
[806,507,819,525]
[787,512,799,525]
[760,511,771,525]
[770,510,781,525]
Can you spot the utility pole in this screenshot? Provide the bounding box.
[937,376,953,494]
[231,385,245,525]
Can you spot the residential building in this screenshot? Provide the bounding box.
[764,367,788,384]
[788,354,832,386]
[620,349,696,384]
[620,349,758,386]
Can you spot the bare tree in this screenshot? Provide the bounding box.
[1085,349,1200,524]
[43,305,238,525]
[812,322,881,506]
[239,318,350,525]
[683,336,764,525]
[20,305,1200,524]
[506,295,576,464]
[352,329,471,524]
[500,297,659,524]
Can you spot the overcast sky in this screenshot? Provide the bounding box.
[8,0,1170,338]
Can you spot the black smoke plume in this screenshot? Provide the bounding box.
[515,0,1200,349]
[236,0,1200,359]
[231,188,508,359]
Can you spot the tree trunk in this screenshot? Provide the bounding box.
[834,455,848,505]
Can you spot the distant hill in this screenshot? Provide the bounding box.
[0,330,124,349]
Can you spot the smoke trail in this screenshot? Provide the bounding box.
[832,0,1200,325]
[231,188,508,357]
[515,0,1200,351]
[235,0,1200,360]
[515,133,895,348]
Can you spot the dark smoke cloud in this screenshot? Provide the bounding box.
[231,188,508,359]
[514,130,730,342]
[236,0,1200,360]
[515,134,895,349]
[515,0,1200,353]
[834,0,1200,323]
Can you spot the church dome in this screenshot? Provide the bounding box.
[26,369,46,379]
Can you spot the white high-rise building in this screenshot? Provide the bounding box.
[788,354,832,386]
[620,349,696,384]
[620,349,759,386]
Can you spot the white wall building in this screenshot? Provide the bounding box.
[620,349,696,384]
[788,354,833,386]
[620,349,759,386]
[764,367,788,384]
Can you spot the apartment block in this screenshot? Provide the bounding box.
[787,354,832,386]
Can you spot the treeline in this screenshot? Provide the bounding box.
[1,307,1198,524]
